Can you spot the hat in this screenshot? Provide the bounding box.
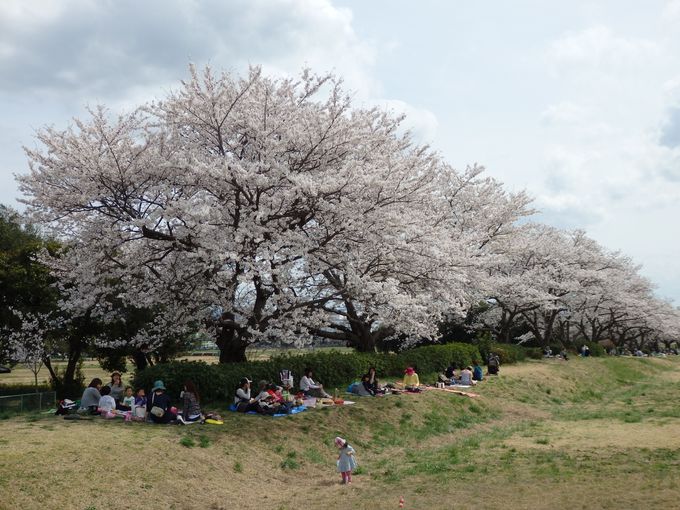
[334,436,346,447]
[239,377,252,386]
[404,367,415,375]
[151,380,166,392]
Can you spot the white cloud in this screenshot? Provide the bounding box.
[549,25,660,70]
[377,99,439,144]
[0,0,378,103]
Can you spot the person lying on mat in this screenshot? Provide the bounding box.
[300,368,332,398]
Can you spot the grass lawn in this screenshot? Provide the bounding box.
[1,356,680,509]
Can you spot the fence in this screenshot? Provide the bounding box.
[0,391,57,414]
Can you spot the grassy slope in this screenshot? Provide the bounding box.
[2,356,680,510]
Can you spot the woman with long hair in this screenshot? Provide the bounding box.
[179,380,203,424]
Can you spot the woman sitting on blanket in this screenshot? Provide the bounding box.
[352,374,375,396]
[365,367,384,394]
[300,368,332,398]
[178,380,203,424]
[234,378,259,413]
[402,366,420,389]
[148,380,177,424]
[79,378,103,414]
[458,366,476,386]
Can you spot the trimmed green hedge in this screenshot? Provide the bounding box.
[0,383,52,396]
[133,342,482,402]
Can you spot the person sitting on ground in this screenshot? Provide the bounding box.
[300,368,332,398]
[79,378,103,414]
[106,371,125,406]
[118,386,135,412]
[98,385,117,416]
[352,374,375,396]
[249,380,281,415]
[472,361,484,382]
[234,378,259,413]
[147,380,176,424]
[402,366,420,389]
[365,366,384,394]
[178,380,203,424]
[560,349,569,361]
[459,366,476,386]
[445,362,456,383]
[133,388,147,418]
[487,353,500,375]
[134,388,147,408]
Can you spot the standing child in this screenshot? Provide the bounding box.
[335,436,357,484]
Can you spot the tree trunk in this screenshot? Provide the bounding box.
[216,323,248,363]
[131,349,148,371]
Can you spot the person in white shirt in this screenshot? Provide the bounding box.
[300,368,331,398]
[98,386,117,415]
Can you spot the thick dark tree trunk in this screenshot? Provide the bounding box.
[216,322,248,362]
[131,349,149,371]
[353,332,377,353]
[45,340,83,399]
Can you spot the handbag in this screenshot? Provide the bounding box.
[150,393,165,417]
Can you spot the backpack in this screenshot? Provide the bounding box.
[55,399,78,415]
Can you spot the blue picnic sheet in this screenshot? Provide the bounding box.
[228,403,307,417]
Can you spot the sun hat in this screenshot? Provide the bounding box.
[334,436,346,447]
[151,380,166,392]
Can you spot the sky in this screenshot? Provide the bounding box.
[1,0,679,303]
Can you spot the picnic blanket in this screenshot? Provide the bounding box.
[427,386,480,398]
[228,404,308,417]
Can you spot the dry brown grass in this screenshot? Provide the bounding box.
[2,355,680,509]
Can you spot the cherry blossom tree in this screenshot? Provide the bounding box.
[23,65,525,360]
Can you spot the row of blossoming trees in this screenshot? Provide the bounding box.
[5,66,679,391]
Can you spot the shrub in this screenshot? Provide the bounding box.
[524,347,544,360]
[584,342,605,357]
[0,384,52,396]
[133,342,482,403]
[490,343,527,364]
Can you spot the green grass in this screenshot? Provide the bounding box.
[280,451,300,470]
[4,356,680,509]
[179,436,195,448]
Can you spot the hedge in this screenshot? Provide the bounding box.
[0,383,52,396]
[133,342,482,403]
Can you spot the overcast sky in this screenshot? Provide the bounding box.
[1,0,679,302]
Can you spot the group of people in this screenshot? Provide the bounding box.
[233,367,341,414]
[79,372,204,425]
[441,361,484,386]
